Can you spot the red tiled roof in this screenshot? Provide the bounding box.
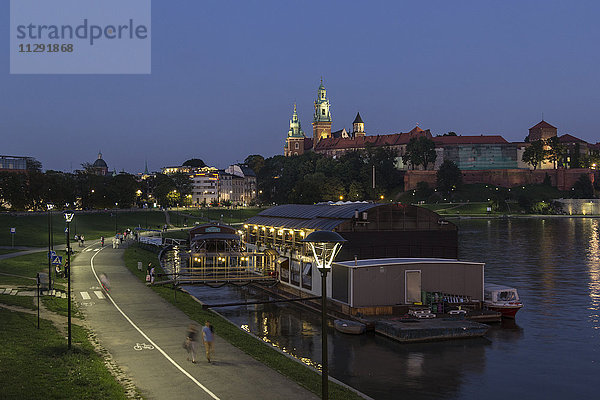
[432,135,509,145]
[558,134,587,144]
[529,120,557,131]
[408,126,424,135]
[313,129,431,151]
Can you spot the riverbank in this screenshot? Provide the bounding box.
[123,244,370,400]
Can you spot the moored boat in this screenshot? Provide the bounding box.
[334,319,366,335]
[484,283,523,318]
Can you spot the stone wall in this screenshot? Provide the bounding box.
[404,168,596,191]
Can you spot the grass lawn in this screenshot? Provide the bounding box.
[42,296,82,318]
[0,293,36,310]
[0,210,167,247]
[0,308,127,399]
[0,252,49,286]
[123,244,364,400]
[176,207,265,225]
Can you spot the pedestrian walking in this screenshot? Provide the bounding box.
[101,236,104,247]
[150,264,155,285]
[202,321,214,363]
[185,324,198,363]
[81,235,85,246]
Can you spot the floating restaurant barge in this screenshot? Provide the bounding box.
[242,203,490,342]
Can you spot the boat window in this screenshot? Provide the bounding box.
[498,291,517,301]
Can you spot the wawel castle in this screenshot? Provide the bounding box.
[284,80,600,176]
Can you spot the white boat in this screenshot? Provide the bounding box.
[484,284,523,318]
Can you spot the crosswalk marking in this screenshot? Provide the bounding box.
[94,291,105,299]
[1,288,11,294]
[80,291,91,300]
[85,248,93,252]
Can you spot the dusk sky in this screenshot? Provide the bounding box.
[2,1,599,173]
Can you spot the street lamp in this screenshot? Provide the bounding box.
[64,210,74,350]
[47,203,54,291]
[115,203,119,235]
[301,230,346,400]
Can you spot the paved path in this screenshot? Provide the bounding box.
[72,241,318,400]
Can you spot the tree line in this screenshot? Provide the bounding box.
[245,146,403,204]
[0,161,192,211]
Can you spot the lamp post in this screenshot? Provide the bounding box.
[47,203,54,291]
[115,203,118,235]
[301,230,346,400]
[64,210,74,350]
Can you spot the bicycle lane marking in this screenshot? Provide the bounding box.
[89,248,220,400]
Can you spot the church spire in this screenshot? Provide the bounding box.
[288,103,305,138]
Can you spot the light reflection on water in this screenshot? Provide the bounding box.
[587,220,600,330]
[182,218,600,399]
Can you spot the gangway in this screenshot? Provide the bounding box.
[161,249,278,285]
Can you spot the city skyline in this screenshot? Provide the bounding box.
[2,1,599,172]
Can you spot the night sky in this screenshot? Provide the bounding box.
[2,1,599,173]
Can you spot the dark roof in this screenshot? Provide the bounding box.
[332,129,345,138]
[353,112,363,124]
[245,203,380,231]
[529,120,557,131]
[304,137,314,151]
[433,135,509,145]
[239,165,256,177]
[92,158,108,168]
[558,134,587,144]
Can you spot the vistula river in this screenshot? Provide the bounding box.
[183,218,600,399]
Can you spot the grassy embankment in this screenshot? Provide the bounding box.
[0,252,128,398]
[124,244,364,400]
[397,183,568,216]
[0,210,168,247]
[0,308,128,399]
[174,207,266,226]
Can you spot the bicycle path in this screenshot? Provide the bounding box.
[72,241,318,400]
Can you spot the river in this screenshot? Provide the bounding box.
[183,218,600,399]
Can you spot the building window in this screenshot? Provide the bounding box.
[295,142,299,149]
[321,108,325,115]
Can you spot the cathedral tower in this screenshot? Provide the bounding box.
[284,104,306,156]
[312,78,332,143]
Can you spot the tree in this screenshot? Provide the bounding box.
[436,160,462,194]
[171,172,192,197]
[244,155,265,175]
[26,158,42,172]
[152,174,176,207]
[182,158,206,168]
[572,174,594,198]
[436,131,457,137]
[522,140,547,170]
[403,136,437,170]
[545,137,566,169]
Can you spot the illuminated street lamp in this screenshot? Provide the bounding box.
[301,230,346,400]
[64,210,74,350]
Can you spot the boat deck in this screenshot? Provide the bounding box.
[371,316,490,343]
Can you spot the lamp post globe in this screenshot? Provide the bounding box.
[301,230,346,400]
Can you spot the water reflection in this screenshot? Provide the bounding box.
[587,220,600,330]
